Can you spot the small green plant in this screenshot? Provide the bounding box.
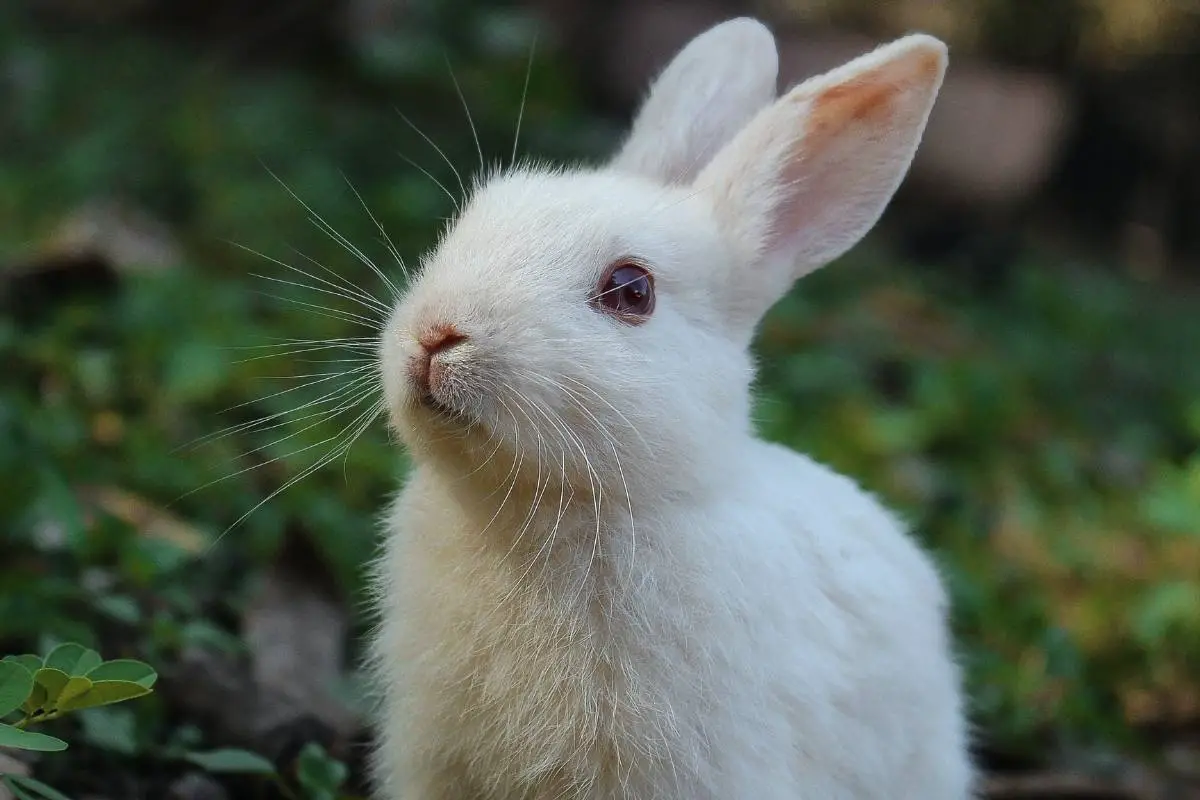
[185,742,353,800]
[0,642,159,800]
[0,774,74,800]
[0,643,158,754]
[0,643,158,798]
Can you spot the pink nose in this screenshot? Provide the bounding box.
[418,324,466,355]
[410,324,466,395]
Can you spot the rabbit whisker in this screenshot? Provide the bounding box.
[230,241,389,318]
[213,362,378,419]
[255,358,378,373]
[502,380,606,610]
[228,336,377,350]
[394,107,467,203]
[231,343,375,362]
[205,396,385,550]
[454,400,509,485]
[501,388,553,560]
[445,56,485,178]
[517,370,648,459]
[181,376,381,495]
[471,392,518,498]
[395,149,462,213]
[472,396,526,540]
[261,164,398,300]
[559,375,652,455]
[587,274,651,304]
[241,238,389,314]
[178,365,378,454]
[231,235,384,312]
[511,34,538,166]
[252,289,383,329]
[188,380,378,454]
[530,417,575,590]
[285,242,395,309]
[504,390,577,589]
[340,170,412,286]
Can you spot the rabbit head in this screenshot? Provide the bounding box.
[380,19,947,503]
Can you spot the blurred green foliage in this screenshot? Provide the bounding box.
[2,0,1199,792]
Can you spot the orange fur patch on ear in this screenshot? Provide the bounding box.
[815,77,895,127]
[801,44,945,156]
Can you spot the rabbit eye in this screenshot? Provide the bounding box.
[594,262,655,323]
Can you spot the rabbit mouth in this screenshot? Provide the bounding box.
[404,346,474,425]
[418,390,454,415]
[415,389,470,424]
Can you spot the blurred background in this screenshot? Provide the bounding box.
[1,0,1199,797]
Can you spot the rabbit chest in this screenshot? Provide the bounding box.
[374,473,723,797]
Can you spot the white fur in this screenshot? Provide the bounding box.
[610,17,779,185]
[368,19,973,800]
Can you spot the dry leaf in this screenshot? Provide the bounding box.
[78,485,208,553]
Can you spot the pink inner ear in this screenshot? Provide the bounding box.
[807,43,944,153]
[767,45,945,267]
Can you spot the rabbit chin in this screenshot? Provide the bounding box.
[384,374,491,453]
[395,392,611,494]
[381,361,568,488]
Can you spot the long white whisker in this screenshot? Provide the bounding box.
[456,407,508,484]
[339,170,408,290]
[517,370,634,457]
[260,163,395,298]
[587,274,655,304]
[183,376,377,453]
[395,150,461,213]
[228,239,389,316]
[394,107,467,200]
[470,394,523,497]
[231,342,376,363]
[207,362,378,421]
[508,391,579,585]
[559,374,652,454]
[250,272,389,319]
[511,34,538,166]
[183,375,380,479]
[255,358,378,372]
[445,56,485,176]
[494,388,579,611]
[498,389,550,567]
[505,377,604,605]
[475,402,525,539]
[299,210,393,300]
[286,244,395,311]
[609,437,637,586]
[254,290,383,329]
[183,379,380,496]
[227,336,377,350]
[206,398,385,548]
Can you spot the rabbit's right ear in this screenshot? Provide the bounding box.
[609,17,778,186]
[695,34,947,334]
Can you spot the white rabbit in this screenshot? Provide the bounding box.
[369,16,973,800]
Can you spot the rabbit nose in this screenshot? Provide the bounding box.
[419,324,467,356]
[410,324,467,395]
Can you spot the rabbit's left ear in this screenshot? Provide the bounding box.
[609,17,778,185]
[696,34,947,331]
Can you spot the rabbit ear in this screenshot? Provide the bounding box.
[609,17,778,185]
[695,34,947,331]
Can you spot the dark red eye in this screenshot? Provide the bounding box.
[593,261,655,322]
